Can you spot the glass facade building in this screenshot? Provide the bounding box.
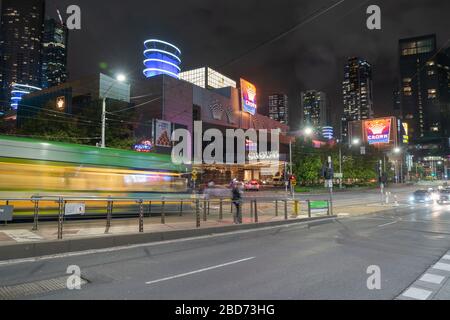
[0,0,45,112]
[268,94,288,124]
[41,18,69,89]
[301,90,327,127]
[341,57,374,141]
[399,34,450,143]
[179,67,236,89]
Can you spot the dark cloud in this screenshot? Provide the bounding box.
[45,0,450,128]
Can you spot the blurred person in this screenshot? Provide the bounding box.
[232,181,243,224]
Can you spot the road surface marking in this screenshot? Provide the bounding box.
[2,230,43,242]
[377,221,398,227]
[419,273,445,285]
[402,287,432,300]
[432,262,450,272]
[146,257,255,285]
[0,218,335,267]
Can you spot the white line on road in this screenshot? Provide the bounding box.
[432,262,450,272]
[402,287,433,300]
[377,221,398,227]
[146,257,255,285]
[419,273,445,285]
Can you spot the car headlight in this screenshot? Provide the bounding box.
[409,196,415,201]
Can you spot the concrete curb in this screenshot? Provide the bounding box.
[0,216,336,261]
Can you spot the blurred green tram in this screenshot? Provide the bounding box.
[0,135,188,217]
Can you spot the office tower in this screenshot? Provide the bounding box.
[268,93,288,124]
[41,18,69,89]
[0,0,46,112]
[341,57,374,140]
[301,90,327,127]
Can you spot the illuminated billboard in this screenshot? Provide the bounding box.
[402,122,409,144]
[240,79,257,115]
[364,118,392,144]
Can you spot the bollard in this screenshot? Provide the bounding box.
[180,201,183,216]
[294,200,299,217]
[250,199,254,219]
[32,199,39,231]
[284,200,288,220]
[138,199,144,233]
[307,200,311,218]
[105,198,113,234]
[207,200,210,216]
[203,200,207,222]
[57,197,64,240]
[275,200,278,217]
[196,199,201,228]
[219,198,223,221]
[161,200,166,224]
[148,201,152,217]
[254,200,258,223]
[327,200,331,216]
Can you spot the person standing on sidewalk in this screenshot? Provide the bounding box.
[232,182,243,224]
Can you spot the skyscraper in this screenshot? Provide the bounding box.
[301,90,327,127]
[41,18,69,89]
[341,57,374,141]
[268,93,288,125]
[399,34,450,143]
[0,0,46,112]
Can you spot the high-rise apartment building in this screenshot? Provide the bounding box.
[301,90,327,127]
[41,18,69,89]
[0,0,46,112]
[341,57,374,141]
[268,94,288,125]
[399,34,450,143]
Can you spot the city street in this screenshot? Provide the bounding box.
[1,195,449,300]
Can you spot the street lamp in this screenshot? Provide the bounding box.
[101,73,127,148]
[394,147,401,154]
[303,127,313,136]
[352,138,361,146]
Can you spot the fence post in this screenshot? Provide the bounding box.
[180,201,183,216]
[32,199,39,231]
[138,199,144,233]
[254,200,258,223]
[105,198,113,234]
[284,200,288,220]
[275,200,278,217]
[307,200,311,218]
[196,199,200,228]
[57,197,64,240]
[161,199,166,224]
[219,198,223,221]
[203,200,208,222]
[148,201,152,217]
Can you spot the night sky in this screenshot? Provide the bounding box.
[42,0,449,128]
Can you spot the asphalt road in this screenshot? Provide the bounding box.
[1,198,450,300]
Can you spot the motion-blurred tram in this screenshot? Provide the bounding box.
[0,135,188,195]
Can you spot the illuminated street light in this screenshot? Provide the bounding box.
[304,127,313,136]
[352,138,360,146]
[116,74,127,82]
[394,147,401,154]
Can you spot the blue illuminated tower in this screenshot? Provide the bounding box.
[143,39,181,79]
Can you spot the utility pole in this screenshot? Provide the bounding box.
[101,97,106,148]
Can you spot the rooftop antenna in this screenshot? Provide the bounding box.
[56,8,64,25]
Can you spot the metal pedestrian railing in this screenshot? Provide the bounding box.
[0,195,333,240]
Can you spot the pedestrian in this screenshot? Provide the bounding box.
[232,182,243,224]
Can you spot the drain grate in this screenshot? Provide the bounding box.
[0,276,88,300]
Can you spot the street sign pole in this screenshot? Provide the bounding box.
[327,156,333,216]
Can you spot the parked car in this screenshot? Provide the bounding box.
[409,190,434,204]
[245,180,260,191]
